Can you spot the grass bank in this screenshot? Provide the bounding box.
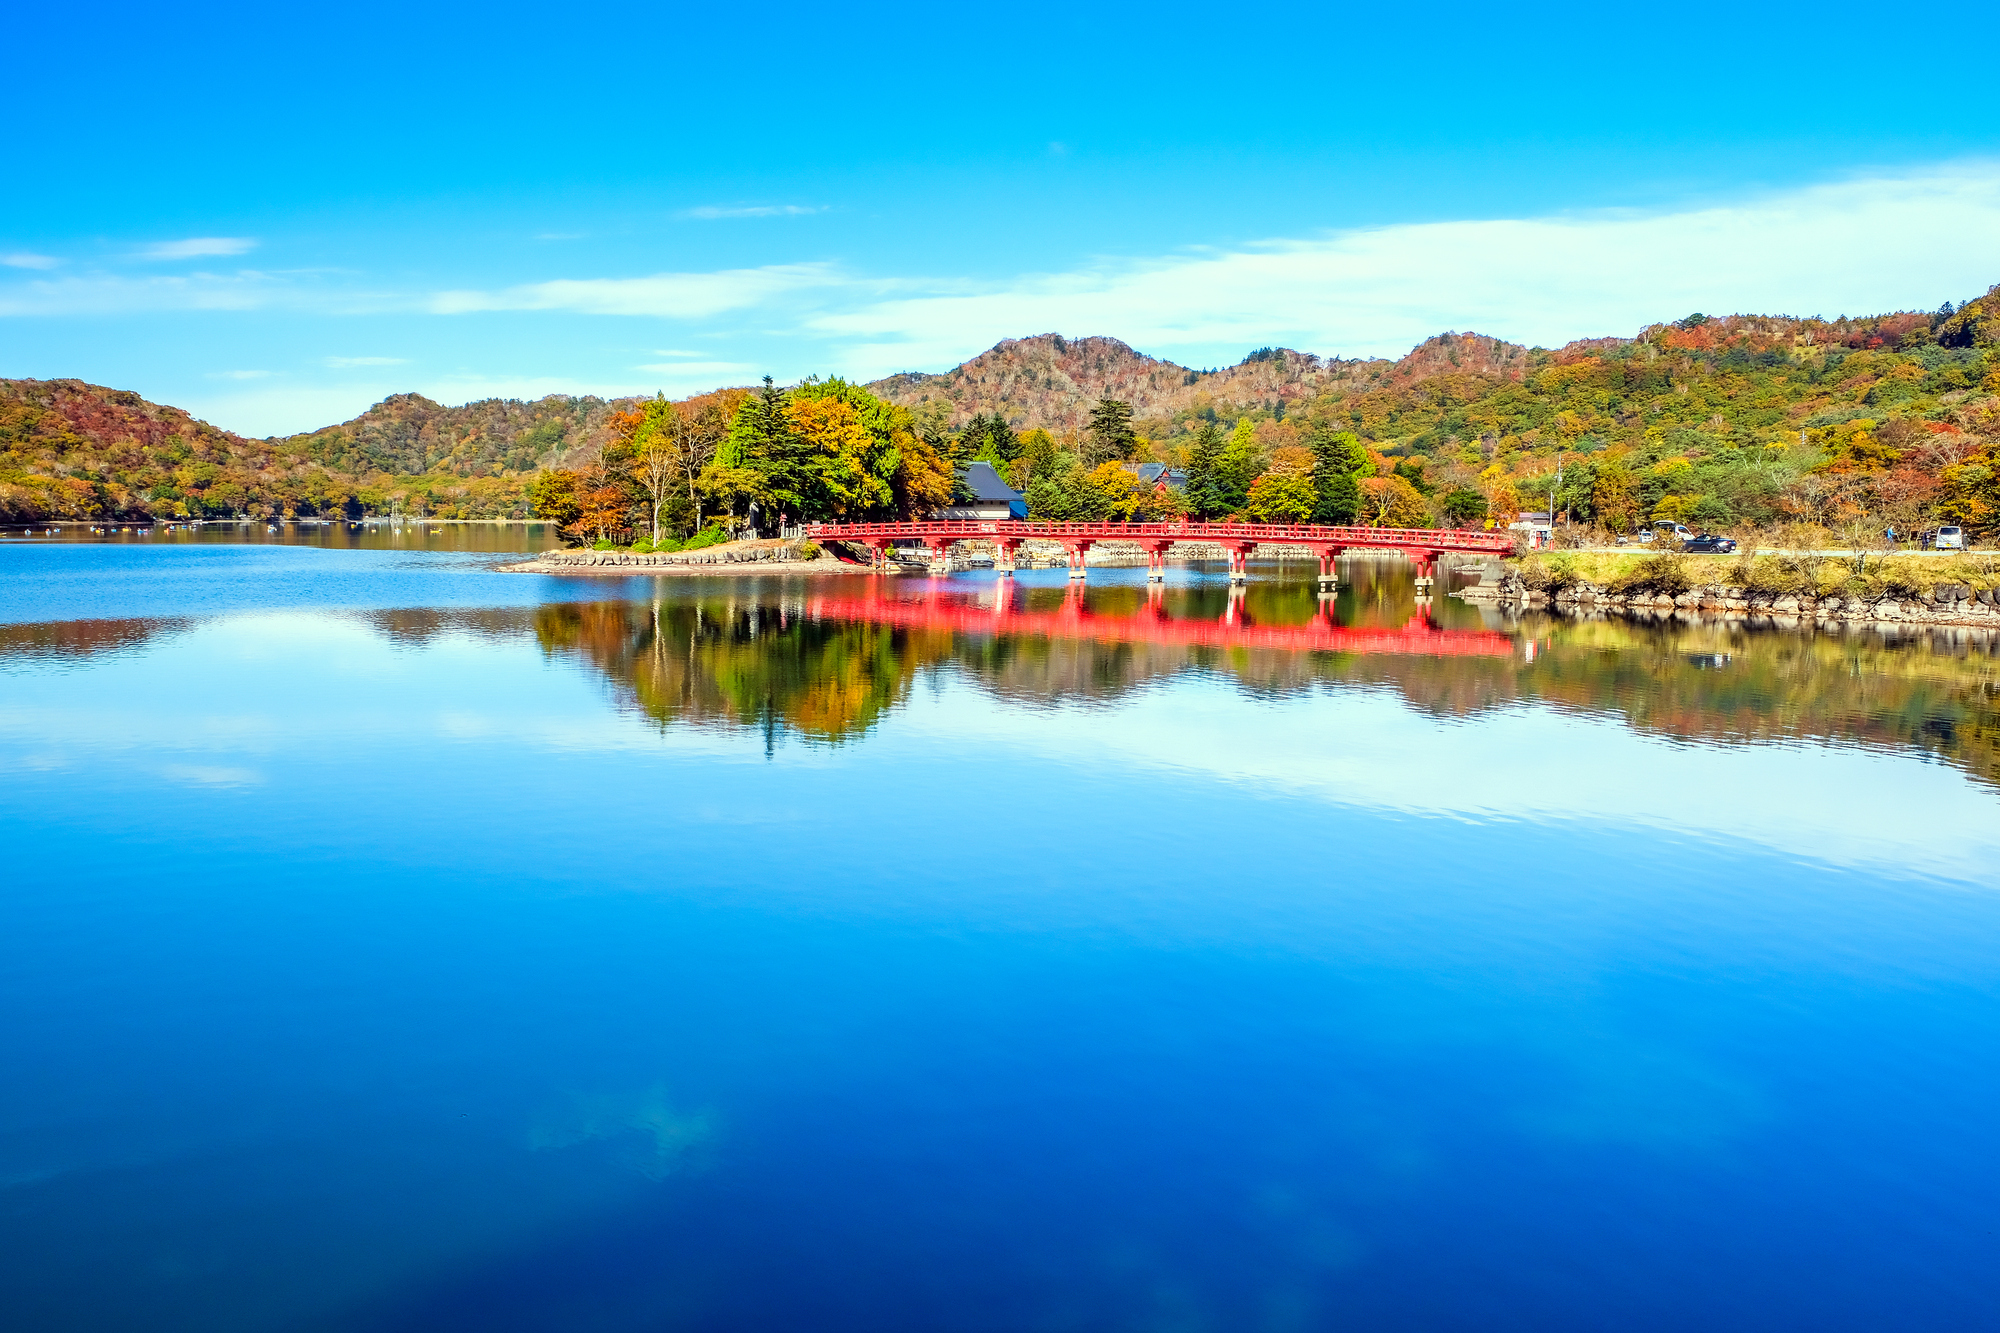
[1513,549,2000,601]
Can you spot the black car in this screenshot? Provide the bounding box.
[1682,534,1737,554]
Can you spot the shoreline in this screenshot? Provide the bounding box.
[502,555,865,576]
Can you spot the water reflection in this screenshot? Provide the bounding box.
[0,616,188,665]
[535,599,939,745]
[528,580,2000,784]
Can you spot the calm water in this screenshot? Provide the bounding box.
[3,536,1998,1331]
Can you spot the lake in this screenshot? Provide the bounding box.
[3,534,1998,1331]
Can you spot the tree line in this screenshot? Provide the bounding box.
[526,379,1498,547]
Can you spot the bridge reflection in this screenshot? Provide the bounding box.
[805,583,1517,658]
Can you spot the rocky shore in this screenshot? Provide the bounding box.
[1461,574,2000,628]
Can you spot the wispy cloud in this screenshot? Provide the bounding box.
[677,204,823,220]
[324,355,408,368]
[2,252,61,270]
[430,263,845,317]
[633,359,754,378]
[208,369,272,380]
[138,237,258,261]
[159,764,263,789]
[805,161,2000,373]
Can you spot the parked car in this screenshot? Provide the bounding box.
[1683,534,1738,554]
[1922,526,1966,551]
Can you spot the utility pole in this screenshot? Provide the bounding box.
[1548,450,1564,548]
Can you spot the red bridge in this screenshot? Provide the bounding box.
[805,586,1516,658]
[804,519,1516,584]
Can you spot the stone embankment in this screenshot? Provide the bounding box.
[1462,575,2000,628]
[501,539,854,575]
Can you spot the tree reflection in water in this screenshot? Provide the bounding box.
[534,598,953,745]
[526,579,2000,785]
[9,574,1992,785]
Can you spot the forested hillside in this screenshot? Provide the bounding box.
[0,382,640,522]
[6,281,1998,540]
[284,392,632,477]
[866,331,1535,429]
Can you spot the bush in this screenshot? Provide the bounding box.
[630,537,655,554]
[592,538,616,551]
[685,524,729,550]
[796,540,821,561]
[1519,553,1582,594]
[1737,555,1803,596]
[1607,551,1693,597]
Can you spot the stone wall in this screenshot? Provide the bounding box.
[1462,576,2000,628]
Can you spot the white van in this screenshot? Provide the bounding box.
[1927,526,1965,551]
[1638,521,1696,544]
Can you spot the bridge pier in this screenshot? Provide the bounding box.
[1063,539,1094,580]
[1142,540,1173,581]
[995,538,1022,577]
[924,536,954,575]
[1310,544,1344,592]
[1409,551,1437,597]
[1223,541,1255,582]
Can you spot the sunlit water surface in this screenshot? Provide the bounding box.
[3,537,1998,1332]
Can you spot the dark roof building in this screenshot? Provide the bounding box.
[1136,463,1188,490]
[936,461,1028,521]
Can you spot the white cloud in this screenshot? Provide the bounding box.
[417,374,656,404]
[678,204,823,219]
[430,262,845,317]
[178,384,395,438]
[2,252,60,270]
[325,355,408,368]
[0,271,279,317]
[138,237,257,260]
[807,160,2000,373]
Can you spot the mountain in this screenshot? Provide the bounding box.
[0,380,644,523]
[864,331,1547,432]
[282,392,639,477]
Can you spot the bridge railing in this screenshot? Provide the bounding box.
[802,519,1515,551]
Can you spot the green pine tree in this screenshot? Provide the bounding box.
[1182,421,1227,518]
[1308,427,1367,524]
[1084,399,1136,465]
[1214,418,1259,514]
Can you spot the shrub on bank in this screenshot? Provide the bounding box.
[1605,551,1692,597]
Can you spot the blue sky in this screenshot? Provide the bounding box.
[6,0,1999,436]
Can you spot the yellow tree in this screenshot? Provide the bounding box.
[785,395,885,518]
[891,426,955,517]
[1246,446,1318,523]
[1361,475,1430,527]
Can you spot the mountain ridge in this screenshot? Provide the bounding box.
[4,288,1993,526]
